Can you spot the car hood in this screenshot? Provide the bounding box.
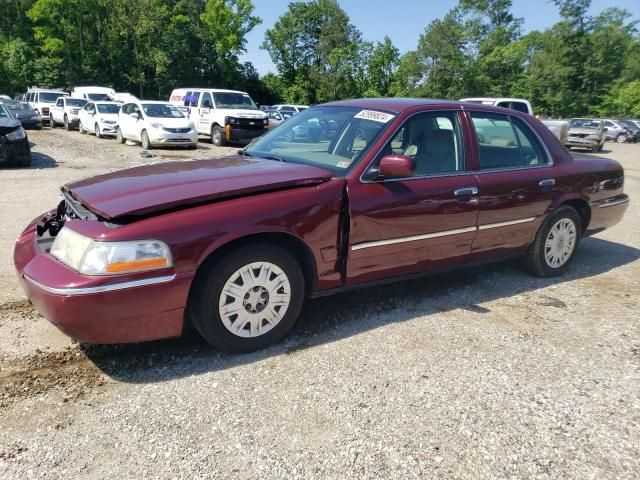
[11,110,36,119]
[145,117,193,128]
[63,156,335,220]
[568,127,600,135]
[218,109,266,119]
[0,117,21,132]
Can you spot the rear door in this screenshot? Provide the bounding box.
[347,110,480,285]
[467,111,558,259]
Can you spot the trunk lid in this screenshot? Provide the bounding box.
[63,156,334,220]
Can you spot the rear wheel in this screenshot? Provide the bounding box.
[116,127,125,144]
[188,245,305,353]
[211,125,225,146]
[616,133,627,143]
[523,206,581,277]
[141,130,151,149]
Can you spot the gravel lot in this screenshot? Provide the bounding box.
[1,129,639,479]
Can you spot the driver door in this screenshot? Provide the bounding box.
[347,110,479,285]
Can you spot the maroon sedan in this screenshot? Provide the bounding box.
[14,99,629,352]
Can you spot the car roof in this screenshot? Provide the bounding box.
[321,98,475,114]
[172,88,248,94]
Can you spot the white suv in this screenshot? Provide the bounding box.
[49,96,87,130]
[116,101,197,149]
[169,88,267,146]
[23,88,68,121]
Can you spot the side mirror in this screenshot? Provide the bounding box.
[130,112,141,120]
[378,155,416,178]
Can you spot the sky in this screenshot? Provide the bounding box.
[239,0,640,75]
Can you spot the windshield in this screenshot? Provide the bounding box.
[142,103,184,118]
[0,104,10,118]
[245,106,394,174]
[88,93,110,101]
[4,101,32,111]
[213,92,258,110]
[570,118,601,129]
[67,98,87,107]
[97,103,120,114]
[39,92,66,103]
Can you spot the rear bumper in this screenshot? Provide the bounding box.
[14,218,194,344]
[586,194,629,234]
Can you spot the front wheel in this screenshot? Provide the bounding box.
[116,127,126,144]
[211,126,225,146]
[64,115,70,131]
[523,206,581,277]
[49,116,55,128]
[95,123,102,139]
[141,130,152,149]
[188,245,305,353]
[79,121,85,134]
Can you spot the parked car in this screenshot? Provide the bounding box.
[78,101,120,138]
[565,118,606,152]
[71,86,116,102]
[0,100,42,129]
[0,103,31,167]
[0,94,11,100]
[602,119,632,143]
[264,109,286,128]
[14,99,629,352]
[272,104,310,114]
[49,96,87,130]
[460,97,533,115]
[540,119,569,145]
[618,120,640,143]
[23,87,68,121]
[116,100,197,149]
[169,88,267,146]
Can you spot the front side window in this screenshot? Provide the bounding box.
[201,92,213,108]
[40,92,64,103]
[245,106,393,174]
[372,111,465,177]
[142,103,184,118]
[471,112,548,169]
[56,98,63,107]
[0,105,10,118]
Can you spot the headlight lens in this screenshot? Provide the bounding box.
[6,127,26,141]
[50,227,173,275]
[587,134,600,140]
[225,116,237,125]
[150,123,163,129]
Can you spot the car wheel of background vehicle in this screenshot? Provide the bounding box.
[212,126,225,146]
[35,124,42,131]
[78,121,85,134]
[49,116,55,128]
[597,143,603,151]
[188,244,305,353]
[616,134,627,143]
[64,115,70,131]
[141,130,151,149]
[95,123,102,139]
[187,143,197,150]
[523,205,581,277]
[591,144,598,153]
[116,127,125,144]
[20,151,32,168]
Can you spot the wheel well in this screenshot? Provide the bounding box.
[561,199,591,232]
[195,233,317,295]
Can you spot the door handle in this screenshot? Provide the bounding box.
[538,178,556,187]
[454,187,478,197]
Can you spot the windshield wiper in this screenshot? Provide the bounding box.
[261,154,286,163]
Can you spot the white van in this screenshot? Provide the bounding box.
[71,86,116,102]
[459,97,533,115]
[169,88,267,146]
[23,87,69,121]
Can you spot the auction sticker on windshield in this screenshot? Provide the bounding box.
[354,110,395,123]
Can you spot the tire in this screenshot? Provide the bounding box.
[211,125,225,146]
[188,244,305,353]
[64,115,70,131]
[95,123,101,139]
[141,130,152,149]
[116,127,126,144]
[616,133,627,143]
[79,121,85,134]
[187,143,197,150]
[597,143,603,152]
[523,206,581,277]
[49,115,55,128]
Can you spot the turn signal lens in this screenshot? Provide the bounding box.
[105,257,169,273]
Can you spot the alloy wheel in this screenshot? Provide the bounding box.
[544,218,577,268]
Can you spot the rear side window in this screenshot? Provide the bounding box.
[471,112,548,170]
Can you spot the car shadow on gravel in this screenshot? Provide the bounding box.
[1,152,57,169]
[81,236,640,384]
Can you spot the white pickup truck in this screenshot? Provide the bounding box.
[49,96,88,130]
[169,88,267,146]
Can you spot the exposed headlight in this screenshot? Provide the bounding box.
[224,116,238,125]
[50,227,173,275]
[150,123,163,129]
[587,134,600,140]
[5,127,26,141]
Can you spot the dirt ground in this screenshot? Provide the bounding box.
[0,129,638,479]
